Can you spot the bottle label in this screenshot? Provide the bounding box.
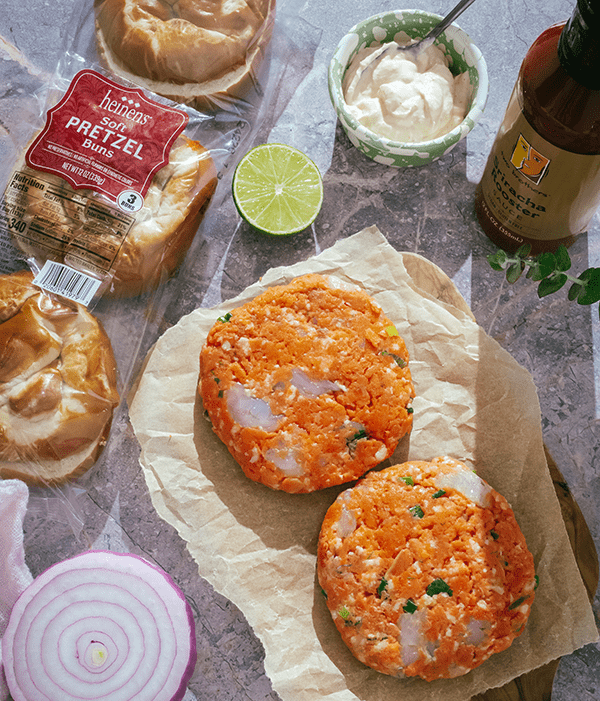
[479,90,600,241]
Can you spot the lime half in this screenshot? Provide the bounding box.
[232,143,324,235]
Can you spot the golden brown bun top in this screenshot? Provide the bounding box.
[0,271,120,483]
[95,0,275,86]
[106,134,218,296]
[0,270,39,322]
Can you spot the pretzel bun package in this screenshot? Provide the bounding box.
[0,0,306,487]
[0,51,229,482]
[4,67,219,299]
[11,132,217,298]
[94,0,276,110]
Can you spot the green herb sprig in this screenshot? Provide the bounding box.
[488,244,600,317]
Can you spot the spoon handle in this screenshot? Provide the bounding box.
[426,0,478,43]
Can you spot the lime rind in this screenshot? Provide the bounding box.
[233,143,324,235]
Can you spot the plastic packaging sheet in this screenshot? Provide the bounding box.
[0,0,321,488]
[130,226,598,701]
[73,0,276,113]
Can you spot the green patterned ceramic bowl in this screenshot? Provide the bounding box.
[328,9,488,167]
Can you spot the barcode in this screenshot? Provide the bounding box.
[33,261,101,306]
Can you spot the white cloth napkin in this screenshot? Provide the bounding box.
[0,480,33,701]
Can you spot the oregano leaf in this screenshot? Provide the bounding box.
[487,251,508,270]
[531,252,558,280]
[568,282,582,301]
[506,261,524,283]
[554,245,572,272]
[577,268,600,305]
[515,243,532,258]
[488,258,505,272]
[538,273,567,297]
[529,255,549,280]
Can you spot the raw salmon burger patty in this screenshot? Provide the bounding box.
[317,457,536,680]
[199,274,415,493]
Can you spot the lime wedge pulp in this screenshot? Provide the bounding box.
[232,143,324,235]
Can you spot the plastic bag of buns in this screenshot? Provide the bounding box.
[63,1,318,151]
[0,270,120,485]
[0,2,319,486]
[1,1,318,301]
[0,53,224,300]
[0,54,227,485]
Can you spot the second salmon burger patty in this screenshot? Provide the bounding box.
[317,457,537,680]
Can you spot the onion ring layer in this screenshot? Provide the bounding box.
[2,550,196,701]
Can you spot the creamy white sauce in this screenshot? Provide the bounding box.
[343,41,471,142]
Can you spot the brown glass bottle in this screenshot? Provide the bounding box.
[475,0,600,254]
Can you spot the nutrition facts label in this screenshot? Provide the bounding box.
[0,169,136,276]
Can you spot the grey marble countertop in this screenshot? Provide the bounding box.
[1,0,599,699]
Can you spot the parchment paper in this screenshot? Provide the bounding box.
[129,226,598,701]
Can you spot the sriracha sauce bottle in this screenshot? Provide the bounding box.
[474,0,600,254]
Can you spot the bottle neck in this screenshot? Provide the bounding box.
[557,0,600,89]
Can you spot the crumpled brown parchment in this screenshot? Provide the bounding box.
[129,225,598,701]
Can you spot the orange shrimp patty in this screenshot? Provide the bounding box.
[199,274,415,492]
[317,457,536,680]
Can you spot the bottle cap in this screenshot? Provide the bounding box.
[558,0,600,89]
[577,0,597,25]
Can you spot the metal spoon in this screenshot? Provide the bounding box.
[399,0,478,58]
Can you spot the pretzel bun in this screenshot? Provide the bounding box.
[0,271,120,485]
[94,0,276,111]
[105,135,217,296]
[11,135,217,298]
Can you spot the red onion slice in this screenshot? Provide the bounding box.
[1,550,196,701]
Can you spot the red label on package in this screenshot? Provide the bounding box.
[25,69,189,207]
